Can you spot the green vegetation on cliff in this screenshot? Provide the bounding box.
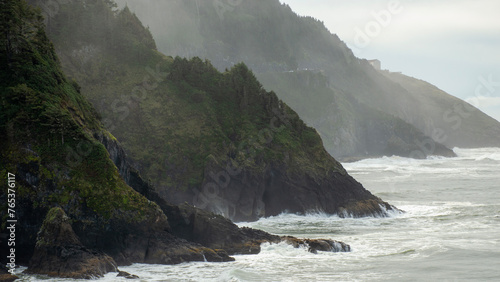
[29,0,393,221]
[115,0,500,158]
[257,71,456,159]
[35,0,344,188]
[0,0,166,263]
[0,1,382,273]
[0,0,154,219]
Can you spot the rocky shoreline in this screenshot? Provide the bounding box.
[18,207,351,280]
[0,1,397,280]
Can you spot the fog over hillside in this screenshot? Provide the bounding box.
[114,0,500,157]
[281,0,500,122]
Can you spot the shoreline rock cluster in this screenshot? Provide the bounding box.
[22,207,351,280]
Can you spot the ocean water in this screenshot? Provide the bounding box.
[15,148,500,281]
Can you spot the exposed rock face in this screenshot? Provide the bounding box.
[163,203,280,254]
[95,134,355,256]
[90,135,279,255]
[136,233,234,264]
[182,160,399,222]
[93,132,158,202]
[117,270,139,279]
[26,207,118,279]
[25,207,234,278]
[159,203,352,255]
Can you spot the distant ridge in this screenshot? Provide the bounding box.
[113,0,500,158]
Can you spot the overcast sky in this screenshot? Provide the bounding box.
[281,0,500,121]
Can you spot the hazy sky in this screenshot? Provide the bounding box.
[281,0,500,121]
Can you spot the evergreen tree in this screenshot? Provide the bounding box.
[1,0,23,68]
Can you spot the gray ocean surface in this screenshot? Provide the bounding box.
[17,148,500,281]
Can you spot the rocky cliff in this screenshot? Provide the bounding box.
[0,1,362,279]
[0,0,236,270]
[97,130,352,255]
[26,0,398,222]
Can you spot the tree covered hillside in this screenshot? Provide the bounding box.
[27,0,397,222]
[114,0,500,158]
[0,0,234,270]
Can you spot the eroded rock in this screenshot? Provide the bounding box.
[117,270,139,279]
[26,207,118,279]
[282,236,351,253]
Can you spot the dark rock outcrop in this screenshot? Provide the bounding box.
[24,207,235,278]
[94,133,274,254]
[158,203,352,255]
[126,231,234,265]
[96,133,353,256]
[26,207,118,279]
[117,270,139,279]
[282,236,351,253]
[181,160,400,222]
[163,203,281,255]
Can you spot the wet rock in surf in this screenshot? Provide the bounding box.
[117,270,139,279]
[282,236,351,253]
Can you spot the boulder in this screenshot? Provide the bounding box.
[282,236,351,253]
[25,207,118,279]
[117,270,139,279]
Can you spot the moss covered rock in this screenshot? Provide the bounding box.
[26,208,118,279]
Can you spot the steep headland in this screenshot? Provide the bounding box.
[1,0,394,279]
[257,70,456,160]
[380,71,500,148]
[26,0,397,222]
